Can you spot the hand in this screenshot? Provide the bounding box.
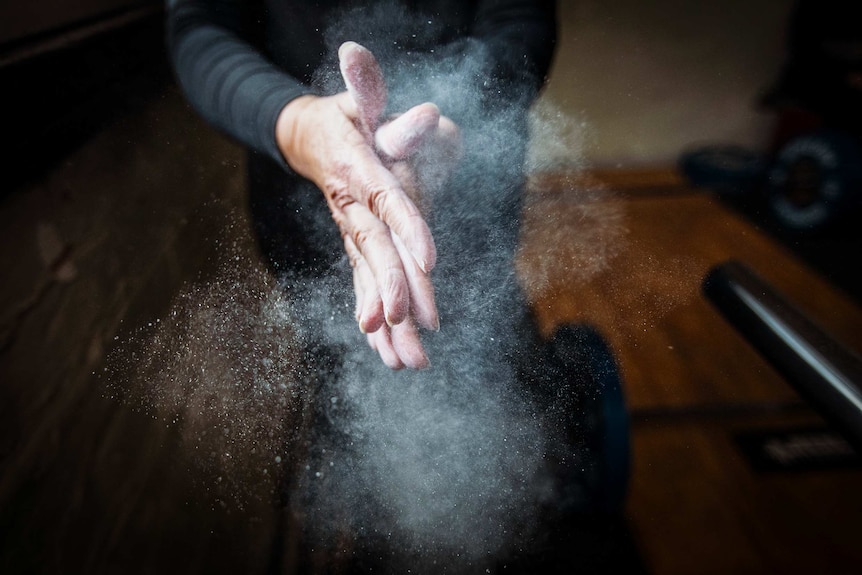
[275,42,457,369]
[364,104,462,370]
[377,108,463,208]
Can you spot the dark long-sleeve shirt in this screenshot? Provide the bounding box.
[166,0,557,169]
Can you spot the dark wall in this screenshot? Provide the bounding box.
[0,0,157,47]
[1,6,171,194]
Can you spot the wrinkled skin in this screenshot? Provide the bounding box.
[276,42,461,369]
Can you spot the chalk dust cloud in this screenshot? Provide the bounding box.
[106,1,631,570]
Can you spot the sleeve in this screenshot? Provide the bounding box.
[432,0,557,114]
[472,0,558,104]
[165,0,315,167]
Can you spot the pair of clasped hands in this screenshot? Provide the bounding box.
[276,42,460,370]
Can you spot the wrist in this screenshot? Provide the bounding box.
[275,94,318,176]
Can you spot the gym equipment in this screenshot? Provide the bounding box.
[766,130,862,233]
[680,130,862,234]
[703,260,862,452]
[548,324,631,513]
[679,145,767,196]
[682,0,862,234]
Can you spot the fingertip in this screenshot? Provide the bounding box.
[363,314,385,334]
[370,332,404,370]
[375,103,441,160]
[392,337,429,370]
[417,102,441,127]
[384,305,403,328]
[413,355,431,370]
[400,348,430,371]
[382,275,409,326]
[338,41,361,59]
[414,304,439,332]
[368,330,403,372]
[415,241,437,273]
[359,297,384,334]
[414,254,430,274]
[400,232,436,275]
[389,321,430,371]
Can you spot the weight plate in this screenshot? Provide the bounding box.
[767,130,862,232]
[679,145,767,194]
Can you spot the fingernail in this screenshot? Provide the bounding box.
[414,248,435,273]
[338,41,358,58]
[432,316,440,332]
[414,354,430,370]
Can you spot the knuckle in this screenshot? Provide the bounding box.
[331,207,350,232]
[322,162,355,207]
[365,183,390,215]
[324,180,354,212]
[347,251,363,269]
[352,226,386,254]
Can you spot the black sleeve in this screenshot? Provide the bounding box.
[472,0,558,104]
[165,0,314,167]
[412,0,555,123]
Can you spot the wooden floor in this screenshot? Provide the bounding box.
[518,173,862,575]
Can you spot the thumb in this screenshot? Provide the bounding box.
[339,41,387,134]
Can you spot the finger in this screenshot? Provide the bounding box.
[375,103,440,160]
[436,116,462,154]
[413,115,463,192]
[390,320,430,370]
[392,230,438,332]
[338,41,387,134]
[389,160,427,213]
[351,261,363,322]
[346,159,437,274]
[345,234,385,333]
[324,129,436,295]
[369,327,405,370]
[429,115,464,172]
[337,201,409,326]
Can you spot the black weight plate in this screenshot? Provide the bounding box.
[767,130,862,232]
[679,145,767,194]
